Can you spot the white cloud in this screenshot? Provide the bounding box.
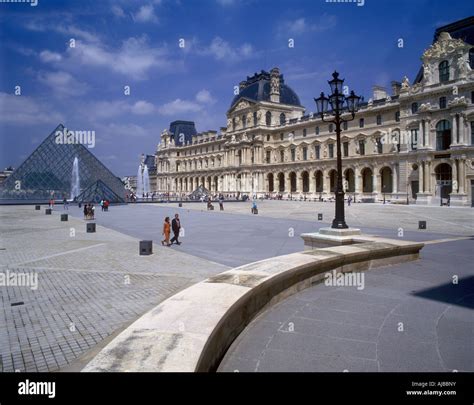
[158,89,216,116]
[39,50,62,63]
[158,99,203,116]
[131,100,155,115]
[133,4,158,23]
[37,71,88,96]
[195,89,215,104]
[111,5,126,18]
[203,36,254,62]
[0,92,63,125]
[67,36,170,80]
[280,14,337,36]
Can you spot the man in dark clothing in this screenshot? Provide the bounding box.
[170,214,181,245]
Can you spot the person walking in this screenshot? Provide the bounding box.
[83,203,88,219]
[161,217,171,246]
[348,195,352,206]
[63,197,68,210]
[170,214,181,245]
[219,194,224,211]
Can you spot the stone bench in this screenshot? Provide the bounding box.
[82,238,423,372]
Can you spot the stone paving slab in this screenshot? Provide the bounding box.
[0,206,228,372]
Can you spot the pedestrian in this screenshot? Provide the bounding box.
[219,194,224,211]
[100,199,104,211]
[170,214,181,245]
[63,197,68,210]
[161,217,171,246]
[91,204,95,220]
[251,200,258,214]
[83,203,88,219]
[348,196,352,206]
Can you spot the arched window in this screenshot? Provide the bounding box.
[279,113,286,125]
[439,60,449,82]
[266,111,272,126]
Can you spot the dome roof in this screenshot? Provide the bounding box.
[230,69,301,108]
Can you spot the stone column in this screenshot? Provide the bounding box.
[425,161,432,194]
[419,121,424,148]
[322,170,329,194]
[418,162,424,193]
[275,174,280,193]
[393,164,398,194]
[297,172,303,193]
[374,171,381,194]
[458,114,465,144]
[452,114,458,145]
[309,173,316,194]
[459,158,465,194]
[286,172,291,194]
[355,167,361,194]
[452,159,458,193]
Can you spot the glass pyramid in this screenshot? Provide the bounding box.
[0,124,126,203]
[76,180,124,204]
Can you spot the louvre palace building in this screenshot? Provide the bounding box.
[152,17,474,206]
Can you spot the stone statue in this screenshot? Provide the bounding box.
[231,135,236,143]
[242,132,248,142]
[401,76,410,90]
[457,53,469,75]
[423,64,432,84]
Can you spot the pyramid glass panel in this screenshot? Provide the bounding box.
[0,124,126,203]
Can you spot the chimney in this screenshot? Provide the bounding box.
[391,81,401,96]
[372,85,387,101]
[270,67,281,103]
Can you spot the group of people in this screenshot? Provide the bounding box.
[99,199,110,211]
[161,214,182,247]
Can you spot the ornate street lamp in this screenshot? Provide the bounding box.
[314,71,361,229]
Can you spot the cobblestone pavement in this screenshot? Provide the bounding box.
[219,239,474,372]
[0,206,228,372]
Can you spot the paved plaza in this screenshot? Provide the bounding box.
[0,201,472,372]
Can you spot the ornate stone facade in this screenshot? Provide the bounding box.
[154,32,474,206]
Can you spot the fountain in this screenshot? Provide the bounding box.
[143,165,150,197]
[70,157,80,200]
[136,165,144,198]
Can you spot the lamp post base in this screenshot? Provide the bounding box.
[331,219,349,229]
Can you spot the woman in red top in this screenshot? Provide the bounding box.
[161,217,171,246]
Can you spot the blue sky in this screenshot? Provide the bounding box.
[0,0,472,176]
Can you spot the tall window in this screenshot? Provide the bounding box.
[280,133,284,141]
[291,148,296,161]
[395,111,400,122]
[279,113,286,125]
[267,134,271,141]
[436,119,451,151]
[315,145,320,159]
[471,122,474,145]
[470,48,474,69]
[303,128,307,137]
[266,150,271,163]
[329,124,334,132]
[343,121,348,130]
[232,118,236,130]
[359,140,365,155]
[376,115,382,125]
[411,129,418,150]
[328,144,334,158]
[439,96,447,109]
[280,150,285,162]
[439,60,449,82]
[343,142,349,157]
[242,114,246,128]
[359,118,364,128]
[253,111,258,126]
[315,126,320,135]
[411,102,418,114]
[266,111,272,126]
[303,147,307,160]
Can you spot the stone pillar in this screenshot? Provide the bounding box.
[452,114,458,145]
[452,159,458,193]
[275,174,280,193]
[322,170,329,194]
[425,161,432,193]
[309,173,316,194]
[459,159,466,194]
[393,164,398,194]
[419,121,424,148]
[286,172,291,194]
[374,171,381,194]
[458,114,465,144]
[297,173,303,193]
